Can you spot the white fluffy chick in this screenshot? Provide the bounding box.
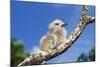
[40,19,67,54]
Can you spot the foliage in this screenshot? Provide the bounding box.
[11,38,30,66]
[77,47,95,62]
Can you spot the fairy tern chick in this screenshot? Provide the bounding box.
[40,19,67,54]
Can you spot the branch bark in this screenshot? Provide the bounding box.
[18,5,95,66]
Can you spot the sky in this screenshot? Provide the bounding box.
[11,1,95,64]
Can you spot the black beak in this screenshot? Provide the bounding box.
[61,23,68,27]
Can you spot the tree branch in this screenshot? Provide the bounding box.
[18,5,95,66]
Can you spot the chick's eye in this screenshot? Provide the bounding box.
[55,23,59,25]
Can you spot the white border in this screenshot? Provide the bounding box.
[0,0,99,67]
[17,0,96,5]
[0,0,10,67]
